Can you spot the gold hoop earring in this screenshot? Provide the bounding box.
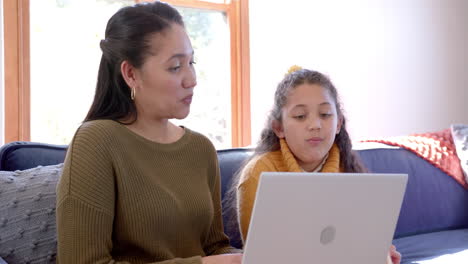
[131,87,136,100]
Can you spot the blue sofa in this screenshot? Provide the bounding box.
[1,141,468,263]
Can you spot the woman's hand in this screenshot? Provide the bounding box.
[202,253,243,264]
[387,244,401,264]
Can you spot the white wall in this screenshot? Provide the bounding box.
[0,1,4,145]
[250,0,468,143]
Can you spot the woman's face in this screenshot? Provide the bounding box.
[132,24,196,121]
[274,83,342,171]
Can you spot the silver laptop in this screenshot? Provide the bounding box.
[242,172,408,264]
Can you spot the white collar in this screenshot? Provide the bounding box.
[301,153,329,172]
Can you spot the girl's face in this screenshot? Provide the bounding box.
[273,83,342,171]
[131,24,197,121]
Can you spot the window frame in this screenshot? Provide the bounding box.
[3,0,30,143]
[3,0,250,147]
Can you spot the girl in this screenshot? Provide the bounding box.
[236,66,400,264]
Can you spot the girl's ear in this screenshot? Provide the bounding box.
[272,119,285,138]
[121,60,139,90]
[336,116,343,135]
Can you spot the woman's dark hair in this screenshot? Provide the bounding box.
[84,1,184,123]
[256,69,366,173]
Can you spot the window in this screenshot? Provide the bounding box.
[171,6,232,148]
[30,0,135,145]
[4,0,250,148]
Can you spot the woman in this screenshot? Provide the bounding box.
[56,2,242,263]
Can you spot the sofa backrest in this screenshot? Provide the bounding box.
[217,148,253,248]
[0,141,251,249]
[0,141,68,171]
[356,143,468,238]
[2,141,468,248]
[0,143,253,205]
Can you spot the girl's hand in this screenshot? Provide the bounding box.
[202,253,243,264]
[387,244,401,264]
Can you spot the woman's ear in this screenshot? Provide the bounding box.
[272,119,285,138]
[120,60,138,89]
[336,116,343,135]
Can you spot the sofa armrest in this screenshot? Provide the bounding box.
[0,141,67,171]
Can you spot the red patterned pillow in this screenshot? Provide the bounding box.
[362,128,467,189]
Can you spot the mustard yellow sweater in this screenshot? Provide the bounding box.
[56,120,239,263]
[237,139,341,241]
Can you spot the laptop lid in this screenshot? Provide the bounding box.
[242,172,408,264]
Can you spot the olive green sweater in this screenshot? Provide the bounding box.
[56,120,238,263]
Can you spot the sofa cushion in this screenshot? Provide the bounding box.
[393,228,468,264]
[355,142,468,238]
[0,164,61,262]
